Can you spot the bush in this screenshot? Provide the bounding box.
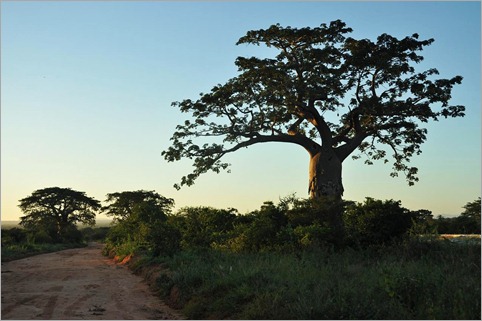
[61,224,84,243]
[284,196,350,246]
[27,229,55,244]
[80,226,110,242]
[170,207,238,250]
[104,195,182,258]
[219,197,349,252]
[215,202,290,252]
[293,223,333,248]
[343,198,414,246]
[1,227,27,245]
[147,221,182,256]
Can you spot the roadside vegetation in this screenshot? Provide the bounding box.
[102,193,480,320]
[1,225,109,262]
[146,240,480,319]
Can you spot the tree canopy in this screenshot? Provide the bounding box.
[461,197,481,220]
[162,20,464,198]
[102,190,178,256]
[102,190,174,221]
[460,197,481,232]
[19,187,100,241]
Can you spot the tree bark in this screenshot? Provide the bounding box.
[308,148,346,247]
[308,148,344,200]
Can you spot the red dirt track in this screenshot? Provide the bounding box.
[1,242,183,320]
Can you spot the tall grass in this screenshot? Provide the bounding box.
[152,240,480,319]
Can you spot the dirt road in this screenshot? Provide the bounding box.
[1,243,184,320]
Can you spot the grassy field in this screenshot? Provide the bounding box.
[130,239,481,320]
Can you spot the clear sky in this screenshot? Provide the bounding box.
[1,1,480,221]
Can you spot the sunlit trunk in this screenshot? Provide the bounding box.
[308,148,345,246]
[308,148,344,200]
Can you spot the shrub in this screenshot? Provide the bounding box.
[80,226,110,242]
[294,223,333,248]
[104,194,183,257]
[282,195,353,246]
[219,197,351,252]
[61,224,84,243]
[170,207,238,250]
[27,228,55,244]
[1,227,27,245]
[343,198,414,246]
[216,202,290,252]
[147,221,182,256]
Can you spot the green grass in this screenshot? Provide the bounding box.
[149,240,480,319]
[1,242,86,262]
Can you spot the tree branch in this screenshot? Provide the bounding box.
[223,132,318,155]
[334,131,368,161]
[295,98,333,146]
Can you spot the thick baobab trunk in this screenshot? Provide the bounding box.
[308,148,344,200]
[308,148,345,246]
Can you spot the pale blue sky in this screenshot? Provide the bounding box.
[1,1,480,221]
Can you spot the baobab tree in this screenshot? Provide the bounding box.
[162,20,464,200]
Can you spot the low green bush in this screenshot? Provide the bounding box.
[343,197,414,246]
[1,225,88,262]
[80,226,110,242]
[169,206,237,250]
[1,227,27,244]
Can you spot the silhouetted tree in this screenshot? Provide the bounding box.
[163,20,464,201]
[102,190,174,221]
[19,187,100,242]
[103,190,179,255]
[409,209,437,235]
[452,198,481,234]
[461,198,481,230]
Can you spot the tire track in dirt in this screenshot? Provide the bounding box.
[1,242,184,320]
[40,295,58,319]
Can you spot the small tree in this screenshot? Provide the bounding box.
[19,187,100,242]
[102,190,179,255]
[461,198,481,228]
[455,198,481,234]
[409,209,437,235]
[102,190,174,221]
[163,20,464,201]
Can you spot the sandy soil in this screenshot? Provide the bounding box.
[1,242,184,320]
